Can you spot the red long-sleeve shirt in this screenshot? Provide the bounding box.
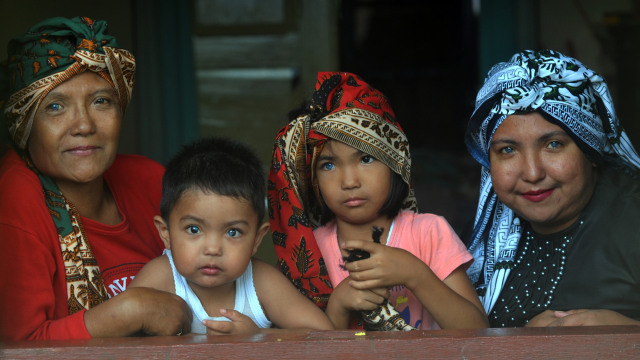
[0,150,165,340]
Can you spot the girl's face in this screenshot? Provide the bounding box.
[489,112,598,234]
[155,188,269,296]
[315,140,391,227]
[28,71,122,190]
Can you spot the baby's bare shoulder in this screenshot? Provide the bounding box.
[129,254,174,293]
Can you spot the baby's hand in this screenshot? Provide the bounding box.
[342,240,426,291]
[202,309,260,335]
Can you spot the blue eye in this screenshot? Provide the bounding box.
[500,146,514,154]
[186,225,201,235]
[46,103,61,112]
[227,229,241,238]
[95,97,109,105]
[361,155,374,164]
[321,162,335,171]
[547,141,561,149]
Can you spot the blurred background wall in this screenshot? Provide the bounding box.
[2,0,639,263]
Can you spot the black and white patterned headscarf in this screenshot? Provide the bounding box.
[464,49,640,313]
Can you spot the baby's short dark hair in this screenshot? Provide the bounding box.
[160,137,266,225]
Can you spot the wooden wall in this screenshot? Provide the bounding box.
[192,0,339,263]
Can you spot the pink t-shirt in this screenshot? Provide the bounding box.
[314,210,473,330]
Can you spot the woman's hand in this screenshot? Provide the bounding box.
[325,276,389,329]
[526,309,640,327]
[136,288,193,336]
[84,287,192,337]
[203,309,260,335]
[341,240,426,291]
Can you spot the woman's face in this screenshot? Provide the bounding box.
[489,112,598,234]
[28,71,122,188]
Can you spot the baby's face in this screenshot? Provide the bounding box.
[165,189,264,293]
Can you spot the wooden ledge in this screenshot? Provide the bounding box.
[2,326,640,359]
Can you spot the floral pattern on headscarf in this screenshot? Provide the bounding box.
[464,49,640,313]
[268,72,416,308]
[2,16,135,149]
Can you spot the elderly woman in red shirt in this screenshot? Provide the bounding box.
[0,16,191,340]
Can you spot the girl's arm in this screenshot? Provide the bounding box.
[342,241,488,329]
[412,264,488,329]
[252,259,334,331]
[325,277,389,329]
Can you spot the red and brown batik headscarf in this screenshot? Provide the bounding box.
[268,72,417,308]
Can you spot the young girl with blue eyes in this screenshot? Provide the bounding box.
[130,137,333,335]
[269,72,488,330]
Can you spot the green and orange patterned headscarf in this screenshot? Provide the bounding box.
[2,16,135,149]
[268,72,416,308]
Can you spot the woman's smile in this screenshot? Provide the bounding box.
[65,145,101,155]
[521,188,554,202]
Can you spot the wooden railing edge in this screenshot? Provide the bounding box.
[1,326,639,359]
